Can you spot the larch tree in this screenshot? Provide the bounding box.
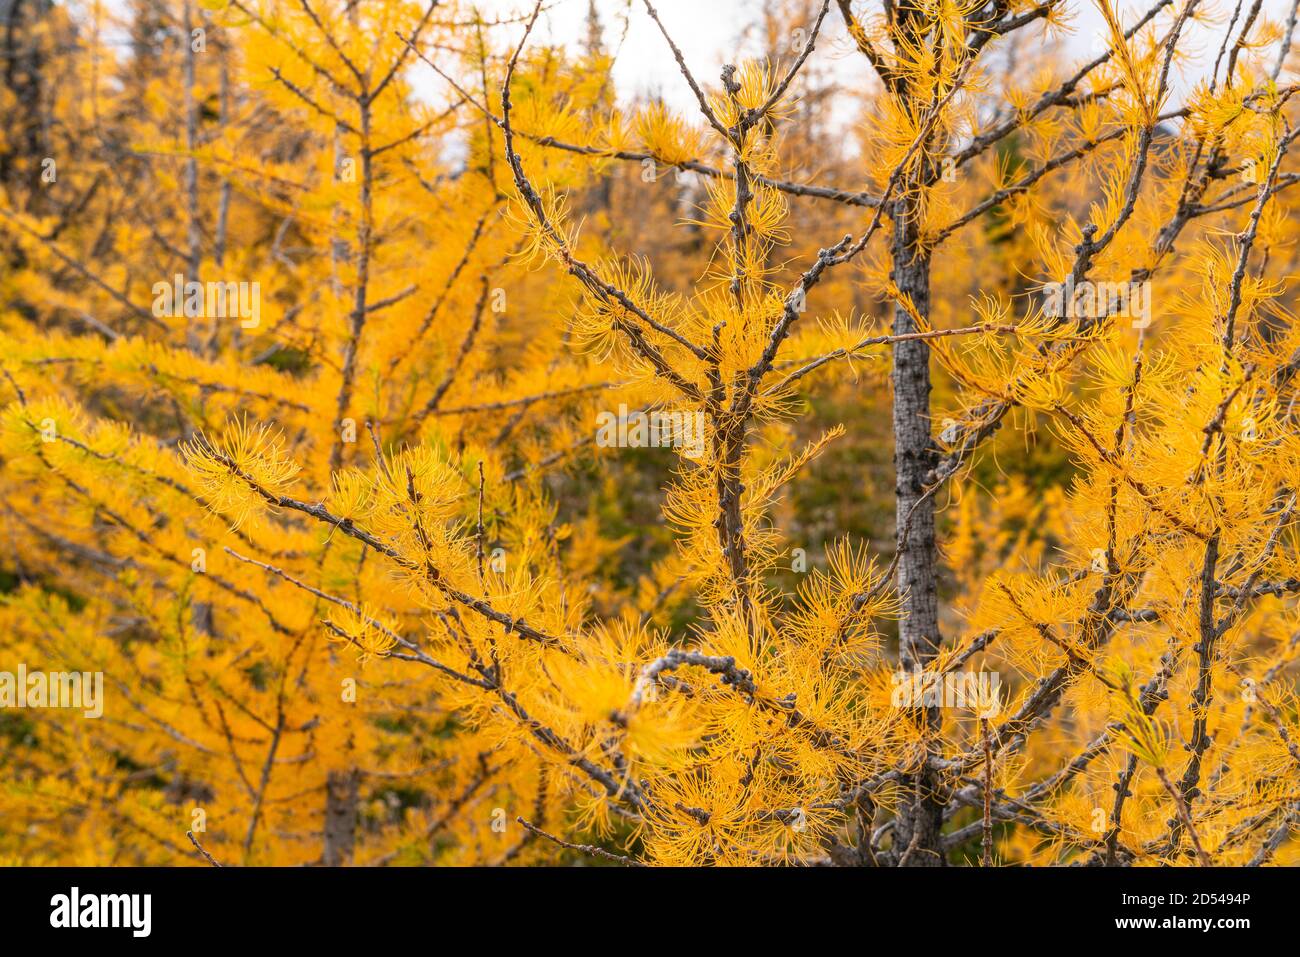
[0,0,1298,869]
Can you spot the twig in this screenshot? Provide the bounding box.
[187,830,223,866]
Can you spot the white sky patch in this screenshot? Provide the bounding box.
[469,0,1298,117]
[91,0,1300,142]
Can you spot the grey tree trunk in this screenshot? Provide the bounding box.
[323,769,359,866]
[889,193,945,865]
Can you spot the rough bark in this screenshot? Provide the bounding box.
[323,769,359,866]
[890,191,945,865]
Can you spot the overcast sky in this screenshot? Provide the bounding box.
[471,0,1297,113]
